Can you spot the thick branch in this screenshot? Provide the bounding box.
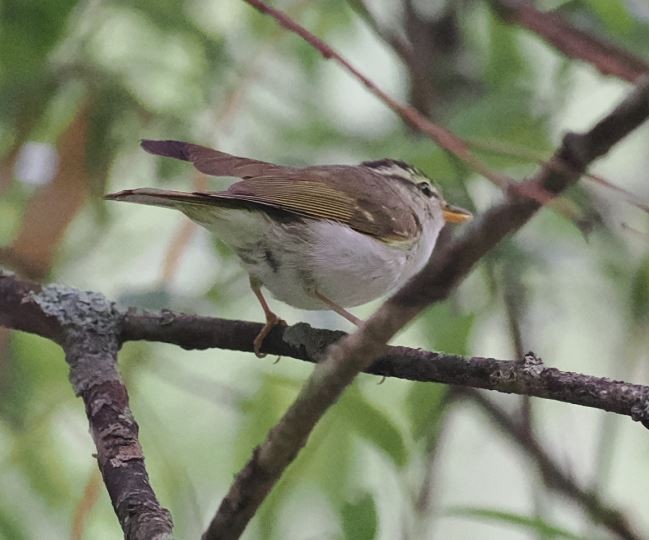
[2,274,648,427]
[390,77,649,309]
[488,0,649,82]
[0,272,173,540]
[118,314,649,427]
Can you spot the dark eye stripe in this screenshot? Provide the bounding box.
[417,181,439,198]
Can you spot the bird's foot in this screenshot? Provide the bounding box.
[253,314,286,358]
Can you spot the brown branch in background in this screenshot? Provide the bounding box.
[461,389,641,540]
[5,101,92,279]
[585,171,649,213]
[158,173,208,284]
[501,263,534,433]
[198,71,649,538]
[0,141,21,195]
[487,0,649,82]
[350,0,475,119]
[0,274,173,539]
[410,389,454,538]
[391,78,649,309]
[347,0,414,64]
[401,0,465,118]
[71,469,103,540]
[620,222,649,241]
[350,0,648,224]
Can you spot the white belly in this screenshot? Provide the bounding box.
[238,219,439,310]
[184,206,441,310]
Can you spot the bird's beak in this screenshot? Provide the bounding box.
[442,202,473,223]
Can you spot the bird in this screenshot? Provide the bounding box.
[105,140,473,356]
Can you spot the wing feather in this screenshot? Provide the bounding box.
[137,139,419,243]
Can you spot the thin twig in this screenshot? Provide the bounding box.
[240,0,596,235]
[71,468,102,540]
[241,0,511,190]
[347,0,414,64]
[488,0,649,82]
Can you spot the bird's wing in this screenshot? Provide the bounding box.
[217,171,419,243]
[136,140,419,243]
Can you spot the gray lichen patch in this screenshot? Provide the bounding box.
[29,284,123,394]
[29,284,121,334]
[284,323,345,361]
[519,351,545,377]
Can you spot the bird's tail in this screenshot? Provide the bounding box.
[104,188,215,209]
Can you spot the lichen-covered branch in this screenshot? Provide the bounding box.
[0,273,173,540]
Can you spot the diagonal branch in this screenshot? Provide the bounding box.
[487,0,649,82]
[198,70,649,537]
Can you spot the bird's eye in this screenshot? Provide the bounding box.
[417,181,436,198]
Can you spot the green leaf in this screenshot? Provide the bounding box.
[420,304,475,355]
[583,0,634,34]
[446,507,591,540]
[1,332,68,428]
[406,382,449,443]
[0,0,78,77]
[0,505,27,540]
[342,387,407,468]
[485,8,527,88]
[452,89,551,167]
[630,257,649,324]
[341,492,378,540]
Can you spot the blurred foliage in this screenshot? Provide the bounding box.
[1,0,648,539]
[445,507,592,540]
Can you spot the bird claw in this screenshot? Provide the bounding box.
[253,314,286,358]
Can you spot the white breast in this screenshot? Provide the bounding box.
[183,204,443,311]
[253,218,441,310]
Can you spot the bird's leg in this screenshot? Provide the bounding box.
[314,290,362,326]
[249,276,285,358]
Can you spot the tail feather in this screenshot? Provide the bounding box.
[140,139,285,178]
[104,188,213,208]
[140,140,192,161]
